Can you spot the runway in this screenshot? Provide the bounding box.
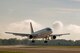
[0,45,80,53]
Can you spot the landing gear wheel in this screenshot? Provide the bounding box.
[44,40,48,43]
[32,40,35,43]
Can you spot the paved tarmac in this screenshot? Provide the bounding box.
[0,45,80,53]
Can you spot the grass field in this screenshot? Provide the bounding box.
[18,45,80,48]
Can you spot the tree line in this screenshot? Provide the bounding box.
[0,38,80,46]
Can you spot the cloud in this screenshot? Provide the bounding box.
[54,8,80,13]
[66,24,80,34]
[37,8,80,17]
[53,21,64,33]
[6,19,43,33]
[71,0,80,2]
[52,21,80,40]
[2,19,43,39]
[53,21,80,34]
[2,19,80,40]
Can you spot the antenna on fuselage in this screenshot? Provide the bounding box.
[30,22,34,34]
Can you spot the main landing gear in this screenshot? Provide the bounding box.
[44,40,48,43]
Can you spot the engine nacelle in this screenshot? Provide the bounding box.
[51,36,56,39]
[29,35,33,39]
[29,35,37,39]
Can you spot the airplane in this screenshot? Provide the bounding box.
[5,22,70,43]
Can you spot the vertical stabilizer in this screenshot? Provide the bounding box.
[30,22,34,34]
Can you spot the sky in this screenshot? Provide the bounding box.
[0,0,80,40]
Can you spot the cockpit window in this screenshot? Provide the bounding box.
[46,28,51,31]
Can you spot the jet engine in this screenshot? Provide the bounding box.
[51,36,56,39]
[29,35,33,39]
[29,35,37,39]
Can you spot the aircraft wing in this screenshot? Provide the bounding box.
[50,33,70,36]
[5,32,31,37]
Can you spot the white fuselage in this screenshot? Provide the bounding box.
[32,28,52,38]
